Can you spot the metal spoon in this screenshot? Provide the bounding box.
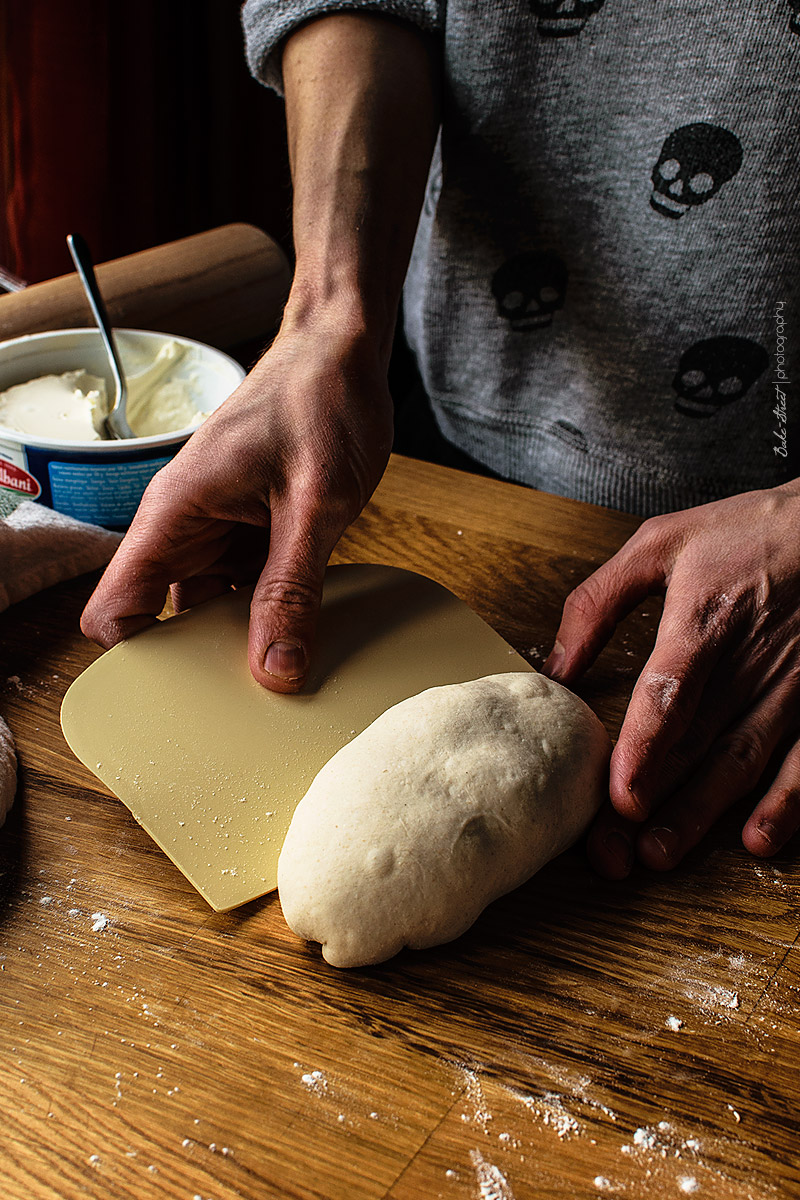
[66,232,135,440]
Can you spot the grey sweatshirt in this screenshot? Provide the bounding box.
[242,0,799,516]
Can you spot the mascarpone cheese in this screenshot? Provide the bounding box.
[0,369,107,441]
[0,339,211,443]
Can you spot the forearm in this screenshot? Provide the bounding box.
[281,12,440,364]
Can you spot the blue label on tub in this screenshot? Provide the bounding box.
[48,457,171,526]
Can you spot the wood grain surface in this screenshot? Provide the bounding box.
[0,455,798,1200]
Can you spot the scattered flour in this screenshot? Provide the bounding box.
[675,977,742,1018]
[665,949,753,1024]
[453,1057,619,1148]
[678,1177,699,1193]
[469,1150,516,1200]
[460,1067,493,1134]
[624,1123,707,1164]
[666,1016,684,1031]
[300,1069,328,1096]
[708,986,739,1010]
[594,1177,612,1191]
[91,913,109,933]
[515,1089,582,1140]
[539,1093,582,1139]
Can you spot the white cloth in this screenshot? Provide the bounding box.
[0,501,122,822]
[0,501,121,613]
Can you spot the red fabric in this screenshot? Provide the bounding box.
[0,1,291,287]
[3,0,113,282]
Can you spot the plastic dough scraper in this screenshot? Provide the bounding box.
[61,563,533,911]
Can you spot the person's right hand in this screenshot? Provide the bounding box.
[80,315,394,693]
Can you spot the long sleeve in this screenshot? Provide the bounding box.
[242,0,442,92]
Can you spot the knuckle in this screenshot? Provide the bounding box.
[628,511,677,558]
[687,589,740,639]
[255,576,320,614]
[633,513,670,543]
[279,469,346,536]
[138,462,176,507]
[292,461,357,524]
[562,576,608,627]
[291,454,338,499]
[638,670,690,723]
[719,729,765,780]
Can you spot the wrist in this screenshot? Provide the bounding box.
[282,274,397,367]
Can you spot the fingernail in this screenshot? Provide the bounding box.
[264,640,306,681]
[603,831,634,874]
[756,818,777,847]
[646,826,680,864]
[543,639,565,679]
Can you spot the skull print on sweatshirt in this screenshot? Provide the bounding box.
[650,123,743,219]
[672,337,769,418]
[527,0,607,38]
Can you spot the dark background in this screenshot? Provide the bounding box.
[0,0,292,284]
[0,0,483,472]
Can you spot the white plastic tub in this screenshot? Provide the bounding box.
[0,328,245,528]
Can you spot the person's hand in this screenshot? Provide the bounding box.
[80,318,394,693]
[542,481,800,876]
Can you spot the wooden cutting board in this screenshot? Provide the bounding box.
[60,563,533,911]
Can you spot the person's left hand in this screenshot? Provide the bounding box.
[542,480,800,878]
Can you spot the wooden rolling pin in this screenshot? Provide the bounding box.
[0,223,291,352]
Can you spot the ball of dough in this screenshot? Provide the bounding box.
[0,715,17,828]
[278,672,611,968]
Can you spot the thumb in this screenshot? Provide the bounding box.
[247,501,332,694]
